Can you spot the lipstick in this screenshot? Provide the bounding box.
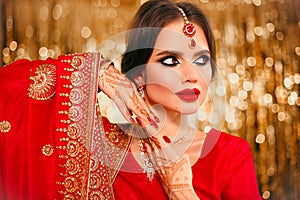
[175,88,200,102]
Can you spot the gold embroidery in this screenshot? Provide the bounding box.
[68,106,83,122]
[69,88,84,104]
[89,173,102,189]
[57,53,119,199]
[64,194,76,200]
[71,56,85,70]
[105,124,130,148]
[89,155,99,171]
[66,140,80,157]
[0,121,11,133]
[67,123,80,139]
[70,71,85,87]
[42,144,54,156]
[64,177,78,193]
[65,158,80,175]
[89,191,105,200]
[28,64,56,100]
[103,121,132,182]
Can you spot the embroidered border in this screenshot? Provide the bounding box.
[53,53,131,199]
[55,53,116,200]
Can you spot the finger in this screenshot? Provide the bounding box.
[112,83,153,127]
[128,91,160,127]
[136,116,149,128]
[128,92,151,122]
[113,93,137,124]
[151,141,181,168]
[115,78,160,126]
[131,106,154,127]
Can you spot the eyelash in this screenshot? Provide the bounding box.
[158,55,210,67]
[194,55,210,66]
[158,56,180,67]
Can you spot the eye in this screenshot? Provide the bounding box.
[159,56,180,67]
[194,55,210,66]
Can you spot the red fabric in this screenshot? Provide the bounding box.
[0,54,115,200]
[113,129,262,200]
[0,59,57,200]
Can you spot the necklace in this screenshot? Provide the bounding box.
[160,126,197,163]
[138,139,156,181]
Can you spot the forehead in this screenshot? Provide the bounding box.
[154,19,209,53]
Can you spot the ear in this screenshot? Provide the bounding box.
[133,70,146,85]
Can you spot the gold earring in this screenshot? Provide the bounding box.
[138,83,145,98]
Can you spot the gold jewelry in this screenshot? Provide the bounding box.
[177,7,197,48]
[137,83,145,98]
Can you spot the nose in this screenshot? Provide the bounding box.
[181,61,198,83]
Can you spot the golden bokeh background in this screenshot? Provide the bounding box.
[0,0,299,199]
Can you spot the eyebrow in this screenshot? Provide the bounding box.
[155,49,211,57]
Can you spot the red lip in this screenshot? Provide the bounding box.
[175,88,200,102]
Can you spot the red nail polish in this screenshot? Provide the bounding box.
[163,136,171,144]
[154,116,160,123]
[129,117,135,124]
[141,141,147,152]
[147,117,152,123]
[151,121,158,128]
[136,117,142,125]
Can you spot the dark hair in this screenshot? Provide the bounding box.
[121,0,216,81]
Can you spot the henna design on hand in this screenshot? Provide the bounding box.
[156,155,200,200]
[98,64,158,127]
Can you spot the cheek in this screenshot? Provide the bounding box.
[196,67,213,88]
[145,65,182,91]
[145,84,180,110]
[146,84,172,99]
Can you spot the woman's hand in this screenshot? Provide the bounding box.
[98,64,158,127]
[155,154,200,200]
[147,137,200,200]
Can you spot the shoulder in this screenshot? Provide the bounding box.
[201,129,252,159]
[218,131,252,156]
[216,131,254,173]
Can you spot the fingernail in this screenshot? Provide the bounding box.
[136,117,143,125]
[129,117,136,124]
[147,117,152,123]
[163,136,171,144]
[151,121,158,129]
[154,116,160,123]
[141,141,147,152]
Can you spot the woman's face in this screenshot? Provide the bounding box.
[143,19,212,115]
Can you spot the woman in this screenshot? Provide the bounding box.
[0,1,261,200]
[109,0,262,199]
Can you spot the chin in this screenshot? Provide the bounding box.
[180,98,207,114]
[181,110,198,115]
[178,104,200,115]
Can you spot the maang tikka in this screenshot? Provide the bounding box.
[177,7,196,48]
